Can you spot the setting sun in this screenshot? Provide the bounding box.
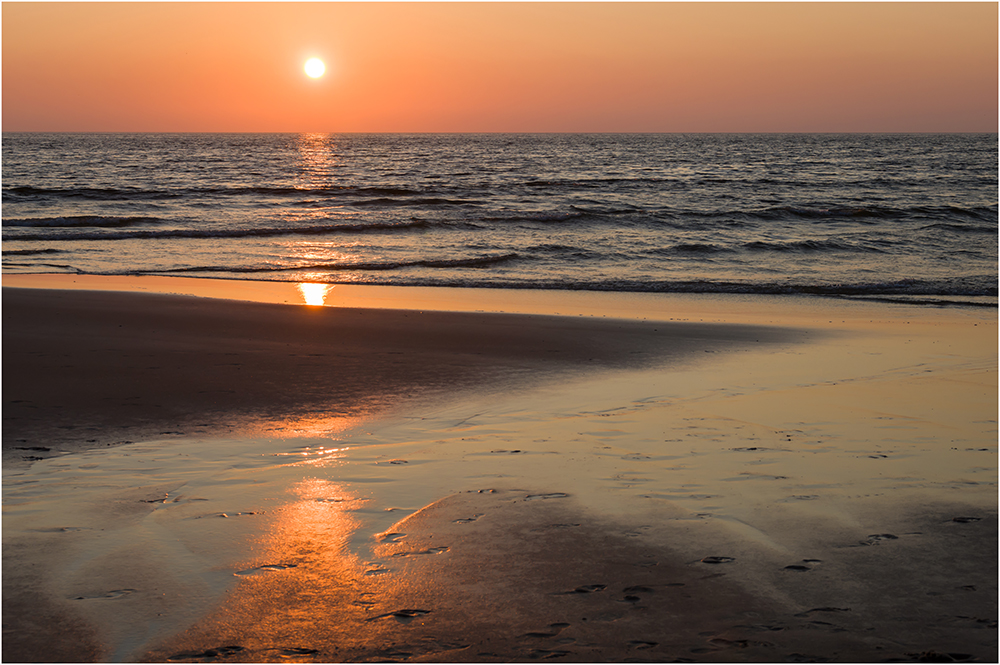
[304,57,325,79]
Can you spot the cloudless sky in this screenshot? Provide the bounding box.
[3,2,997,132]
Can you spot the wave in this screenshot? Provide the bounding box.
[2,184,426,202]
[365,277,999,302]
[742,238,886,253]
[4,186,181,201]
[670,243,734,254]
[732,204,999,223]
[482,211,590,224]
[3,248,64,256]
[520,177,678,189]
[152,253,519,274]
[3,261,76,270]
[348,197,477,207]
[5,219,447,242]
[4,215,163,228]
[917,222,999,234]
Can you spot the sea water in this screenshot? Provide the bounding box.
[3,133,997,306]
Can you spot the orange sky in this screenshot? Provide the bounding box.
[3,2,997,133]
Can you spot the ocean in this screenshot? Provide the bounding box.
[3,133,997,307]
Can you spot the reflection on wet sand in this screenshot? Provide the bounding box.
[197,478,372,661]
[1,421,375,662]
[296,282,332,307]
[2,284,995,663]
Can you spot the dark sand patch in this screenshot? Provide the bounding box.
[2,287,799,469]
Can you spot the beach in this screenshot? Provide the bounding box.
[2,276,997,663]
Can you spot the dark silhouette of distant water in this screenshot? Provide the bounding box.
[3,133,997,306]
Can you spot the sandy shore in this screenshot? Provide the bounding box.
[3,278,997,663]
[2,285,799,469]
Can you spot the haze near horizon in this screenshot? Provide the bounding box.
[2,2,997,133]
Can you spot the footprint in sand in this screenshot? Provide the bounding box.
[278,648,319,657]
[351,592,378,608]
[700,556,736,564]
[524,623,571,638]
[951,615,998,629]
[527,648,571,659]
[193,511,259,520]
[425,637,472,648]
[453,514,484,524]
[632,560,659,568]
[391,546,450,557]
[376,532,406,543]
[525,493,569,501]
[366,609,431,624]
[167,645,246,660]
[860,533,898,546]
[555,584,606,595]
[619,585,656,604]
[73,588,138,600]
[371,648,413,659]
[708,638,774,649]
[905,651,976,663]
[234,564,297,576]
[794,607,851,617]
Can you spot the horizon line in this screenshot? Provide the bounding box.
[4,130,998,135]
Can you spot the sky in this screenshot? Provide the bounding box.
[3,2,997,133]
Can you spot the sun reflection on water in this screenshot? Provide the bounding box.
[271,444,350,468]
[295,132,338,187]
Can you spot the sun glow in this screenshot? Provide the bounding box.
[304,58,326,78]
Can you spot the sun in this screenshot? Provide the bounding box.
[304,58,326,79]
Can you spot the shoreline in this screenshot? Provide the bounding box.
[4,273,996,319]
[3,279,996,662]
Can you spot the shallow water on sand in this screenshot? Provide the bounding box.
[3,307,995,660]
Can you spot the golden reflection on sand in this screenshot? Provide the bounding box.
[247,410,376,442]
[296,282,332,307]
[215,477,375,652]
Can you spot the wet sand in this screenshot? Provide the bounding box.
[2,278,997,663]
[2,285,798,468]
